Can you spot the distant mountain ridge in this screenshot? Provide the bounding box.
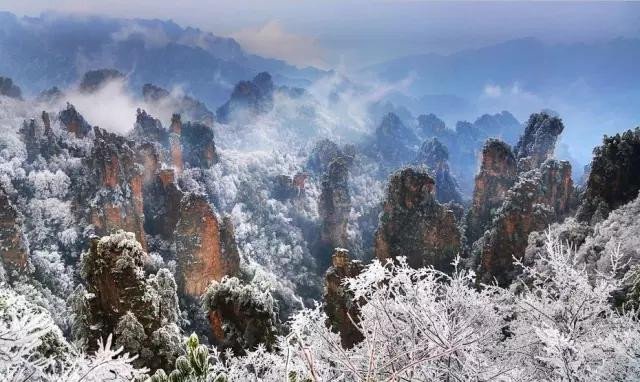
[365,37,640,98]
[0,11,326,107]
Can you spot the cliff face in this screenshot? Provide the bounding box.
[413,138,462,204]
[78,232,180,369]
[577,128,640,224]
[60,103,93,139]
[143,169,183,240]
[130,109,168,147]
[169,114,184,173]
[374,168,461,272]
[86,127,146,249]
[174,194,240,297]
[0,186,28,274]
[80,232,156,349]
[514,112,564,170]
[465,139,518,245]
[216,72,275,123]
[180,121,218,168]
[324,248,364,348]
[316,157,352,265]
[477,160,573,286]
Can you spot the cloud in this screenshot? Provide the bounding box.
[62,78,141,135]
[483,84,502,98]
[230,20,327,69]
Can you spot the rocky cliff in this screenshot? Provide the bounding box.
[216,72,275,123]
[316,156,352,266]
[324,248,364,348]
[465,139,518,245]
[374,167,461,272]
[77,231,180,369]
[85,127,146,249]
[413,138,462,204]
[477,160,573,286]
[576,127,640,224]
[174,194,239,297]
[0,185,28,274]
[514,112,564,170]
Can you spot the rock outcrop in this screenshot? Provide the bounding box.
[307,139,355,175]
[85,127,146,249]
[79,69,125,93]
[169,114,184,173]
[60,103,93,139]
[19,118,45,163]
[78,232,180,369]
[415,112,523,197]
[130,109,168,147]
[0,76,22,99]
[0,186,28,274]
[413,138,462,204]
[324,248,364,348]
[477,160,573,286]
[374,167,461,272]
[143,169,183,240]
[373,112,418,166]
[174,194,239,297]
[180,121,218,168]
[216,72,274,123]
[203,276,278,354]
[465,139,518,245]
[316,156,351,267]
[417,113,447,138]
[576,127,640,224]
[514,112,564,170]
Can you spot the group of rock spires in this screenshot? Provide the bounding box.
[322,111,614,346]
[0,93,241,354]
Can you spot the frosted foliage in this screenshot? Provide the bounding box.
[201,149,323,294]
[0,287,145,381]
[0,98,27,193]
[576,192,640,275]
[209,233,640,381]
[27,170,70,199]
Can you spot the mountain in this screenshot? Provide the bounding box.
[0,11,326,107]
[365,37,640,99]
[365,37,640,161]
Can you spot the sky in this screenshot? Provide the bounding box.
[2,1,640,68]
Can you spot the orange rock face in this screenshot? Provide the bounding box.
[87,127,146,249]
[174,194,239,297]
[465,139,518,245]
[477,160,573,286]
[0,187,28,274]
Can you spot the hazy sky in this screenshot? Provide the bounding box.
[2,1,640,68]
